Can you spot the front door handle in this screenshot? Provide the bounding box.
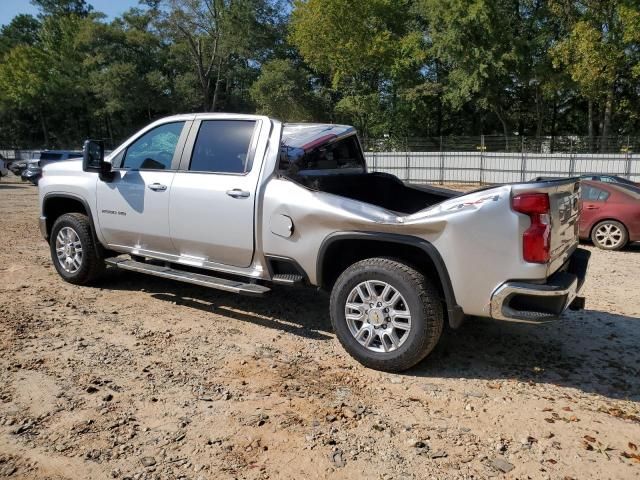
[148,183,167,192]
[585,205,599,210]
[226,189,250,199]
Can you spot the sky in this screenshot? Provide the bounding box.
[0,0,141,26]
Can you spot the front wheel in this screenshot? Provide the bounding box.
[50,213,104,285]
[330,258,444,372]
[591,220,628,250]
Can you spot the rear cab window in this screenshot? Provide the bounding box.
[279,135,365,177]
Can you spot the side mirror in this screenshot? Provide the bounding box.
[82,139,112,180]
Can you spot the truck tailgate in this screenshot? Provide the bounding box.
[511,178,581,276]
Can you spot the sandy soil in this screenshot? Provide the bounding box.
[1,180,639,480]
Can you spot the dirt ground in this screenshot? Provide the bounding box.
[1,179,639,480]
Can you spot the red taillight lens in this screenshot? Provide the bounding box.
[512,193,550,215]
[512,193,551,263]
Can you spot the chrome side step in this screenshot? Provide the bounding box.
[105,258,270,297]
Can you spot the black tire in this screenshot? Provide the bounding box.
[50,213,104,285]
[330,257,444,372]
[590,220,628,250]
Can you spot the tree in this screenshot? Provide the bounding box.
[290,0,411,89]
[161,0,284,112]
[415,0,524,138]
[290,0,421,135]
[250,59,322,121]
[551,0,640,146]
[31,0,93,17]
[78,8,173,143]
[0,45,52,144]
[0,14,41,57]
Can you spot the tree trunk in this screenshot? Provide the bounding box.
[211,57,223,112]
[535,85,543,138]
[202,84,211,112]
[39,106,49,147]
[588,99,594,152]
[494,107,509,149]
[600,89,614,153]
[106,114,114,147]
[550,99,557,153]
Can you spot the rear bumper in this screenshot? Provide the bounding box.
[490,248,590,321]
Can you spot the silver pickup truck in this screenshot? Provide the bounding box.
[38,113,590,372]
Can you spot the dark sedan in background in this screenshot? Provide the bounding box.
[21,150,82,184]
[580,180,640,250]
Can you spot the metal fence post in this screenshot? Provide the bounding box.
[624,135,632,179]
[479,135,485,184]
[568,138,576,176]
[439,135,444,185]
[520,136,526,183]
[405,137,410,182]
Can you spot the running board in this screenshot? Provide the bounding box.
[105,258,270,297]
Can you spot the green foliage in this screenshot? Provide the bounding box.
[250,59,320,121]
[0,0,638,147]
[31,0,93,17]
[290,0,415,89]
[0,45,49,108]
[0,14,40,56]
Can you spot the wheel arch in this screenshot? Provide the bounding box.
[42,193,93,239]
[317,232,465,328]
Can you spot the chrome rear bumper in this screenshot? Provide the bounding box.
[490,248,590,321]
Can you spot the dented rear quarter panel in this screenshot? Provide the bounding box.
[262,178,551,318]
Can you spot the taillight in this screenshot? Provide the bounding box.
[512,193,551,263]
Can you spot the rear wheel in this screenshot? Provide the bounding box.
[591,220,628,250]
[50,213,104,284]
[330,258,444,372]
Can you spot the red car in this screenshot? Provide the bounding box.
[579,180,640,250]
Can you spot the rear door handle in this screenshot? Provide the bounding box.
[148,183,167,191]
[226,189,250,199]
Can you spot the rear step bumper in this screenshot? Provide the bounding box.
[105,258,270,296]
[490,248,590,321]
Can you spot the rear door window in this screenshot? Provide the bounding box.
[189,120,256,174]
[582,185,610,202]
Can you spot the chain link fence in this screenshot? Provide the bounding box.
[362,135,640,184]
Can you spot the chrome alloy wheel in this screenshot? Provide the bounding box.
[594,223,624,249]
[55,226,83,273]
[345,280,412,353]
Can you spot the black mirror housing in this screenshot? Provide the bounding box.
[82,139,112,180]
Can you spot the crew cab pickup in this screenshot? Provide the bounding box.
[38,113,590,371]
